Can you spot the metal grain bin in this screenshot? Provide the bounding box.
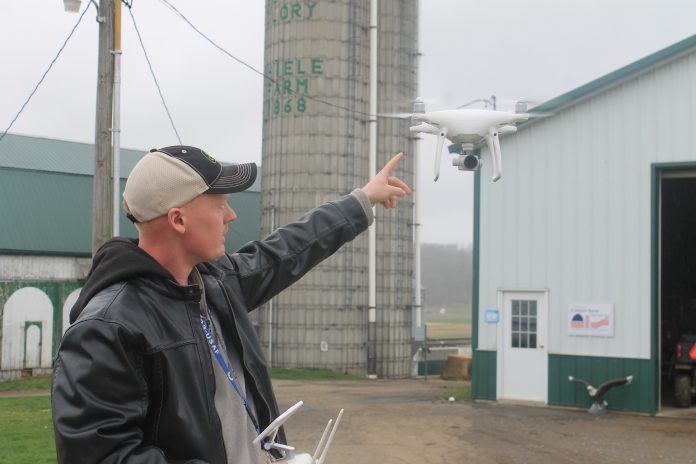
[259,0,418,378]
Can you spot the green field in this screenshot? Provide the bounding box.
[0,375,51,392]
[269,367,365,380]
[0,396,55,464]
[425,305,472,340]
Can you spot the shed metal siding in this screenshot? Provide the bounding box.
[472,350,497,401]
[477,47,696,361]
[548,354,655,413]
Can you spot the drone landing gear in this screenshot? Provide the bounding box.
[451,142,481,172]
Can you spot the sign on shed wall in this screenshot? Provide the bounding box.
[567,302,614,337]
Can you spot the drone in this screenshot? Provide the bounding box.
[252,400,344,464]
[406,99,531,182]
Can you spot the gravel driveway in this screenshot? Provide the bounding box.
[273,378,696,464]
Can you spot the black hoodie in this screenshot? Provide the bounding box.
[70,237,176,323]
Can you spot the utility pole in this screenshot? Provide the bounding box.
[92,0,115,255]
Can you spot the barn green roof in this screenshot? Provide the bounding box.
[0,133,261,256]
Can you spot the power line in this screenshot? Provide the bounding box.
[126,4,183,144]
[0,4,91,144]
[155,0,376,120]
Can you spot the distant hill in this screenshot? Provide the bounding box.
[421,243,472,307]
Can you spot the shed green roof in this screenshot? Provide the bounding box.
[528,33,696,118]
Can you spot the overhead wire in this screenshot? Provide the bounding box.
[0,3,91,144]
[126,3,183,144]
[155,0,377,120]
[1,0,404,150]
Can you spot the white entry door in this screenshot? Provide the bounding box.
[499,291,548,402]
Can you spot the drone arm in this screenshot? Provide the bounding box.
[486,126,502,182]
[434,127,448,182]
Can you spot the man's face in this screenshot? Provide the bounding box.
[180,194,237,263]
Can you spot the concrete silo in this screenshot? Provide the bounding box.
[259,0,418,378]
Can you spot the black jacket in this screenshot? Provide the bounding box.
[52,194,368,463]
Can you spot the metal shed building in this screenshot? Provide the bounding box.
[0,134,260,379]
[471,34,696,414]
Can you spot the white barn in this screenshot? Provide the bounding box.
[471,34,696,414]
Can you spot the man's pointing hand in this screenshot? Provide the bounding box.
[361,152,412,209]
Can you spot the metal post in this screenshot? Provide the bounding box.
[367,0,378,378]
[268,205,275,367]
[112,0,122,236]
[92,0,115,255]
[414,140,422,330]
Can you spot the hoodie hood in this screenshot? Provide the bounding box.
[70,237,176,323]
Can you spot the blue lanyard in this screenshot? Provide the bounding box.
[199,314,262,439]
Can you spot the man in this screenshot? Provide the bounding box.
[51,145,411,463]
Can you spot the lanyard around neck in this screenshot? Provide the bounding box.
[199,314,262,440]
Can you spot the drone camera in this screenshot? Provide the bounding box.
[453,153,482,171]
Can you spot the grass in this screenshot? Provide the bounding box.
[0,375,51,392]
[0,368,363,394]
[440,385,472,402]
[426,305,472,340]
[269,367,365,381]
[0,396,56,464]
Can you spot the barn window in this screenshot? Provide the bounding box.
[511,299,537,349]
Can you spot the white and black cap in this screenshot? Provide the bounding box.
[123,145,257,223]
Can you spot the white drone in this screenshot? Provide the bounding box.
[407,99,531,182]
[253,401,344,464]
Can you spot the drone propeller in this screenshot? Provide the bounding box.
[377,112,413,120]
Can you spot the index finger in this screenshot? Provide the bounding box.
[378,152,404,177]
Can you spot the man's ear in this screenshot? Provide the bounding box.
[167,208,186,234]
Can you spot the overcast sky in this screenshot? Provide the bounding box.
[2,1,695,246]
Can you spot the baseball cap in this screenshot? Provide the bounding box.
[123,145,257,223]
